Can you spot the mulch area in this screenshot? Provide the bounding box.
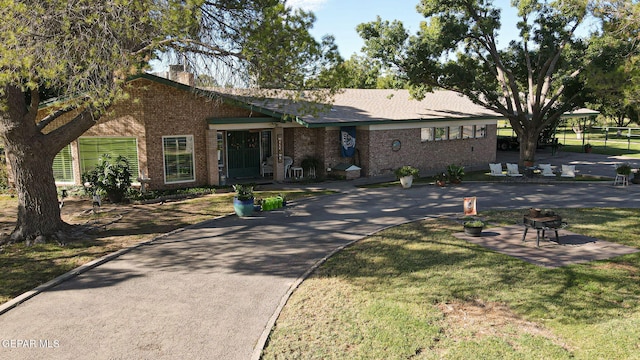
[454,225,639,268]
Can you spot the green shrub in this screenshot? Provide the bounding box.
[82,154,132,203]
[446,164,465,182]
[301,156,321,173]
[0,162,8,190]
[232,184,254,201]
[463,220,485,228]
[616,163,632,175]
[394,165,419,178]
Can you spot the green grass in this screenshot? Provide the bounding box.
[262,208,640,360]
[497,126,640,158]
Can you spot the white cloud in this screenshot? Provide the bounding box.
[286,0,329,11]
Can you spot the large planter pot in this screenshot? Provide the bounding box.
[464,226,484,237]
[399,175,414,189]
[233,197,255,217]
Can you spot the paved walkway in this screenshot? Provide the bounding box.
[0,154,639,360]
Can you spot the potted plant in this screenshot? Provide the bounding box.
[632,168,640,184]
[301,156,322,179]
[446,164,465,184]
[463,219,486,237]
[232,184,255,217]
[434,172,447,187]
[616,163,632,176]
[584,143,593,153]
[394,165,419,188]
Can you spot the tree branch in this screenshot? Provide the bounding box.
[536,21,581,105]
[46,106,100,154]
[541,68,582,116]
[36,105,78,132]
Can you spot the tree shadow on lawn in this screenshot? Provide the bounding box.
[313,219,640,325]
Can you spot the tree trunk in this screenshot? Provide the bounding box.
[519,132,539,165]
[1,85,71,244]
[6,143,67,243]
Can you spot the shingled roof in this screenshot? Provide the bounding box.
[128,74,597,128]
[306,89,502,124]
[218,88,504,127]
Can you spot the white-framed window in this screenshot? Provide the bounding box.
[475,125,487,138]
[449,126,461,140]
[435,127,448,141]
[163,135,195,184]
[421,128,435,142]
[462,125,474,139]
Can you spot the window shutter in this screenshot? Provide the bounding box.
[53,145,74,182]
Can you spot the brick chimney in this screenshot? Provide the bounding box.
[168,64,194,87]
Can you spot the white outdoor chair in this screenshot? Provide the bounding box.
[506,163,523,177]
[561,164,576,178]
[284,156,293,178]
[488,163,506,177]
[263,156,294,177]
[538,163,556,177]
[261,156,274,177]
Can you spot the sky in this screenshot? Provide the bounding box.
[288,0,598,58]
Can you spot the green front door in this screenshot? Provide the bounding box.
[227,131,261,179]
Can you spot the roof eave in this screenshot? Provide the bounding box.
[300,115,503,128]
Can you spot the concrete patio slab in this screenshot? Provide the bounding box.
[455,225,640,268]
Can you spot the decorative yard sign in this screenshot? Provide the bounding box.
[340,126,356,157]
[464,197,477,216]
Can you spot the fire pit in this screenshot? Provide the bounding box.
[522,209,567,246]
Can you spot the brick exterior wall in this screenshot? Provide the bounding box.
[284,127,324,167]
[40,77,258,190]
[301,125,497,179]
[364,125,497,177]
[131,79,255,189]
[37,76,498,188]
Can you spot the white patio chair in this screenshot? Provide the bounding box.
[561,164,576,178]
[506,163,523,177]
[488,163,506,177]
[284,156,293,178]
[261,156,274,177]
[538,163,556,177]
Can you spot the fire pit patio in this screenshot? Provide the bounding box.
[522,208,567,247]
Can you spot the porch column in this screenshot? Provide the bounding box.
[274,126,285,182]
[206,128,220,186]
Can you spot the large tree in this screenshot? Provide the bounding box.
[357,0,596,163]
[0,0,337,244]
[586,0,640,127]
[310,54,409,89]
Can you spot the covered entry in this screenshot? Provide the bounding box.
[227,131,261,179]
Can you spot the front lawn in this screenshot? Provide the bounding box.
[262,208,640,359]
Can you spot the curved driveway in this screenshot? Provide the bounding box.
[0,181,638,360]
